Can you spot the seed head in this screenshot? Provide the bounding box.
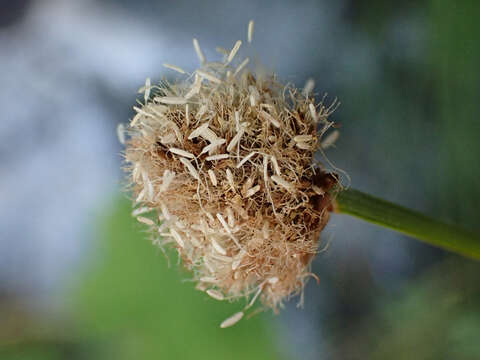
[121,22,340,323]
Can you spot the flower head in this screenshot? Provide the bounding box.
[121,21,339,325]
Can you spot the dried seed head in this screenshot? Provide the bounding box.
[122,23,339,320]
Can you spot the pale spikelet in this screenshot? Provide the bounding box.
[116,123,125,144]
[220,312,244,328]
[216,213,231,234]
[208,169,218,186]
[135,188,145,203]
[236,152,256,168]
[159,201,171,221]
[196,70,222,84]
[193,38,206,64]
[226,207,235,227]
[321,130,340,149]
[132,206,153,217]
[234,57,250,76]
[207,289,225,301]
[248,20,254,43]
[211,238,227,255]
[157,96,187,105]
[216,46,229,55]
[234,111,241,130]
[122,22,340,325]
[159,170,175,193]
[231,250,246,270]
[258,110,280,128]
[200,276,218,283]
[268,276,279,284]
[171,228,185,248]
[248,288,264,309]
[185,104,190,125]
[179,157,199,180]
[245,185,260,198]
[225,169,235,190]
[196,104,208,119]
[303,78,315,97]
[296,142,311,150]
[206,154,230,161]
[226,40,242,65]
[294,135,313,143]
[137,216,155,226]
[270,155,281,176]
[249,94,256,107]
[131,106,154,126]
[169,147,195,159]
[271,175,294,192]
[143,78,151,103]
[200,139,226,155]
[160,133,176,145]
[185,75,202,99]
[309,103,317,122]
[163,63,186,74]
[169,122,183,143]
[227,128,245,152]
[188,122,210,140]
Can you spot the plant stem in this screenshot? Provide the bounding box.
[334,188,480,260]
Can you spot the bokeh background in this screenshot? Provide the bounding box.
[1,0,480,359]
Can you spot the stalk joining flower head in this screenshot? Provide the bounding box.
[120,21,340,327]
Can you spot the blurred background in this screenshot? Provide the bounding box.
[1,0,479,359]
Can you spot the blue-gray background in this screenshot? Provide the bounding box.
[1,0,479,359]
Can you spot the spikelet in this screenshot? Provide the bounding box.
[122,21,339,325]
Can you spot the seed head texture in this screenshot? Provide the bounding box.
[122,21,339,323]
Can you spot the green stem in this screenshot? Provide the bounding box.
[334,188,480,260]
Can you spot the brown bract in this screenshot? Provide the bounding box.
[122,36,339,315]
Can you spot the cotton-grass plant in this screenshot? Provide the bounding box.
[119,21,480,328]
